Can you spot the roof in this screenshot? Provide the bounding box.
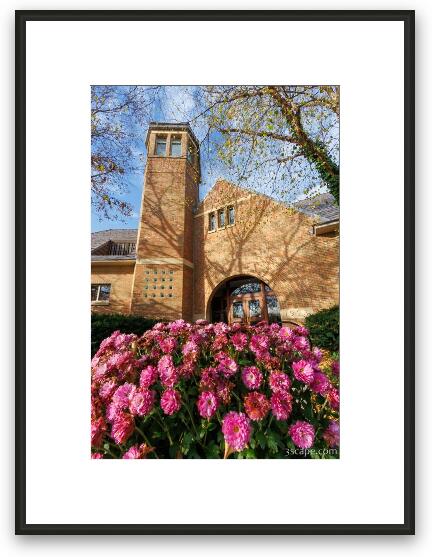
[91,229,138,251]
[292,193,339,223]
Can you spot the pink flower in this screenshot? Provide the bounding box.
[293,335,310,352]
[270,392,293,420]
[268,371,291,394]
[295,325,309,337]
[160,389,181,415]
[241,366,263,390]
[289,420,315,449]
[222,411,252,452]
[197,391,218,419]
[160,336,177,354]
[112,383,136,409]
[310,372,330,395]
[331,361,340,375]
[231,332,248,351]
[328,386,340,409]
[244,392,270,421]
[91,452,104,459]
[129,388,155,417]
[292,360,315,384]
[98,379,117,402]
[91,416,106,447]
[111,413,134,445]
[122,445,142,459]
[182,340,199,356]
[250,334,270,355]
[279,327,295,341]
[216,353,238,377]
[322,421,340,447]
[139,365,158,388]
[158,355,178,387]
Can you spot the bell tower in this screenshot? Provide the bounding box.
[130,123,200,321]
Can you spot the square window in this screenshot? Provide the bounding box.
[152,294,156,297]
[162,270,166,274]
[161,286,165,289]
[169,285,173,289]
[162,278,165,282]
[169,278,173,282]
[155,136,167,156]
[169,270,173,274]
[145,270,149,274]
[168,294,173,298]
[153,286,156,289]
[144,286,148,290]
[160,293,164,297]
[170,136,182,157]
[145,278,149,282]
[154,270,158,274]
[209,211,216,232]
[154,278,157,282]
[144,294,147,298]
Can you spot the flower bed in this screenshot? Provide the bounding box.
[91,320,340,459]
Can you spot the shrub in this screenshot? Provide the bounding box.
[91,313,158,356]
[91,320,340,459]
[305,306,339,353]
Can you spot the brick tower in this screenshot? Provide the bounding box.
[130,123,200,321]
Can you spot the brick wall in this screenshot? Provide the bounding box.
[193,180,339,324]
[91,263,135,314]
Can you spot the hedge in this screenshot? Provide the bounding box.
[305,305,339,353]
[91,313,159,356]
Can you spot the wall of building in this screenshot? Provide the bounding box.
[193,180,339,324]
[91,263,135,314]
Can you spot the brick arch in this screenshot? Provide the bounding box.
[205,273,282,323]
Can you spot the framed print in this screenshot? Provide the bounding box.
[15,10,415,534]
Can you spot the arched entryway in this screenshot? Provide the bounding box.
[209,275,282,325]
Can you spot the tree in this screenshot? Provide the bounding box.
[202,85,339,204]
[91,85,159,220]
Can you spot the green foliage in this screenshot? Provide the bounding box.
[305,306,339,353]
[91,313,158,356]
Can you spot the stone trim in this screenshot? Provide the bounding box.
[136,257,194,269]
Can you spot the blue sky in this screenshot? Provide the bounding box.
[91,86,337,232]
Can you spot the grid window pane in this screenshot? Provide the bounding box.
[155,136,167,156]
[209,212,216,231]
[218,209,225,228]
[228,206,235,225]
[170,137,182,157]
[98,284,111,301]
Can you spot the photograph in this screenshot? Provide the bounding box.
[90,85,340,459]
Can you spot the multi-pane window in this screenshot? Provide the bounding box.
[91,283,111,302]
[228,206,235,225]
[218,209,225,228]
[170,136,182,157]
[155,135,167,156]
[209,212,216,232]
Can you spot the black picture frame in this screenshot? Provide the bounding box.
[15,9,415,535]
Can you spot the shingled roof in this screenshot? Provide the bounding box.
[292,193,339,223]
[91,229,138,251]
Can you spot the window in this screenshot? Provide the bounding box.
[155,135,167,156]
[228,206,235,225]
[170,136,182,157]
[218,209,225,228]
[209,212,216,232]
[91,283,111,302]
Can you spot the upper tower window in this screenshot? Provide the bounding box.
[155,135,167,156]
[170,136,182,157]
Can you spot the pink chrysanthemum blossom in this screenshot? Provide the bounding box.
[91,452,104,459]
[91,416,107,447]
[214,322,229,335]
[158,355,178,387]
[279,327,295,341]
[268,371,291,394]
[129,388,155,417]
[231,332,248,351]
[98,379,117,402]
[312,347,323,363]
[222,411,252,452]
[215,377,234,405]
[195,319,208,326]
[244,392,270,421]
[295,325,309,337]
[160,336,177,354]
[289,420,315,449]
[328,386,340,410]
[139,365,158,388]
[322,421,340,447]
[216,353,238,378]
[182,340,199,357]
[270,392,293,420]
[293,335,310,352]
[112,383,136,409]
[122,444,143,459]
[111,413,134,445]
[292,360,315,384]
[250,334,270,355]
[160,389,182,415]
[197,391,218,419]
[241,366,263,390]
[310,372,330,395]
[212,334,228,351]
[106,401,124,424]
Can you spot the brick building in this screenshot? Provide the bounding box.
[91,123,339,326]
